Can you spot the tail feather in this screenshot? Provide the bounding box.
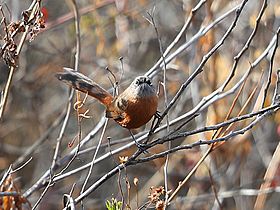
[56,68,113,106]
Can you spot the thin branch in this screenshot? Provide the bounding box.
[261,26,280,108]
[80,118,108,194]
[51,92,73,169]
[0,0,41,119]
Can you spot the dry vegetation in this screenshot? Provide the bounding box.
[1,0,280,209]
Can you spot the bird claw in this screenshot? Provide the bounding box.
[155,111,161,119]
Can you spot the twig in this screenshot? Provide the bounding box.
[218,72,264,139]
[170,30,278,131]
[31,173,54,210]
[51,92,73,169]
[0,166,12,186]
[31,1,82,208]
[80,118,108,195]
[124,164,131,209]
[211,73,249,139]
[72,163,127,206]
[11,157,33,174]
[261,27,280,108]
[72,0,81,72]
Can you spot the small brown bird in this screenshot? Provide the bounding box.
[55,68,158,130]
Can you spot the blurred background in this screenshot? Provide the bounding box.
[1,0,280,209]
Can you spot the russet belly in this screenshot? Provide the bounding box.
[117,95,158,129]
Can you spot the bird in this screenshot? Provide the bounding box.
[55,68,159,148]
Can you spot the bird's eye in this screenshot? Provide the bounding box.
[135,80,139,85]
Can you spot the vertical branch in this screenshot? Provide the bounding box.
[72,0,81,72]
[51,98,73,168]
[51,0,81,169]
[32,1,81,208]
[261,27,279,108]
[71,0,82,154]
[0,0,40,119]
[80,119,109,196]
[146,8,170,206]
[71,0,82,155]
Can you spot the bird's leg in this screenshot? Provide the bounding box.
[143,111,161,145]
[129,130,148,153]
[155,110,161,119]
[149,111,161,136]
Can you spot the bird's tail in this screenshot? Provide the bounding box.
[56,68,113,106]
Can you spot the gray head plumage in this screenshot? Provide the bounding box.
[129,76,156,97]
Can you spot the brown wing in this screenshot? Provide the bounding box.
[56,68,113,106]
[105,97,127,120]
[106,93,158,129]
